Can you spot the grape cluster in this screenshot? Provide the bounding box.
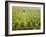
[12,12,40,30]
[12,7,40,30]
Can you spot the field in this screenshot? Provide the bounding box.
[12,6,41,30]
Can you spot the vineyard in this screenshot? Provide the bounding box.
[12,6,41,30]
